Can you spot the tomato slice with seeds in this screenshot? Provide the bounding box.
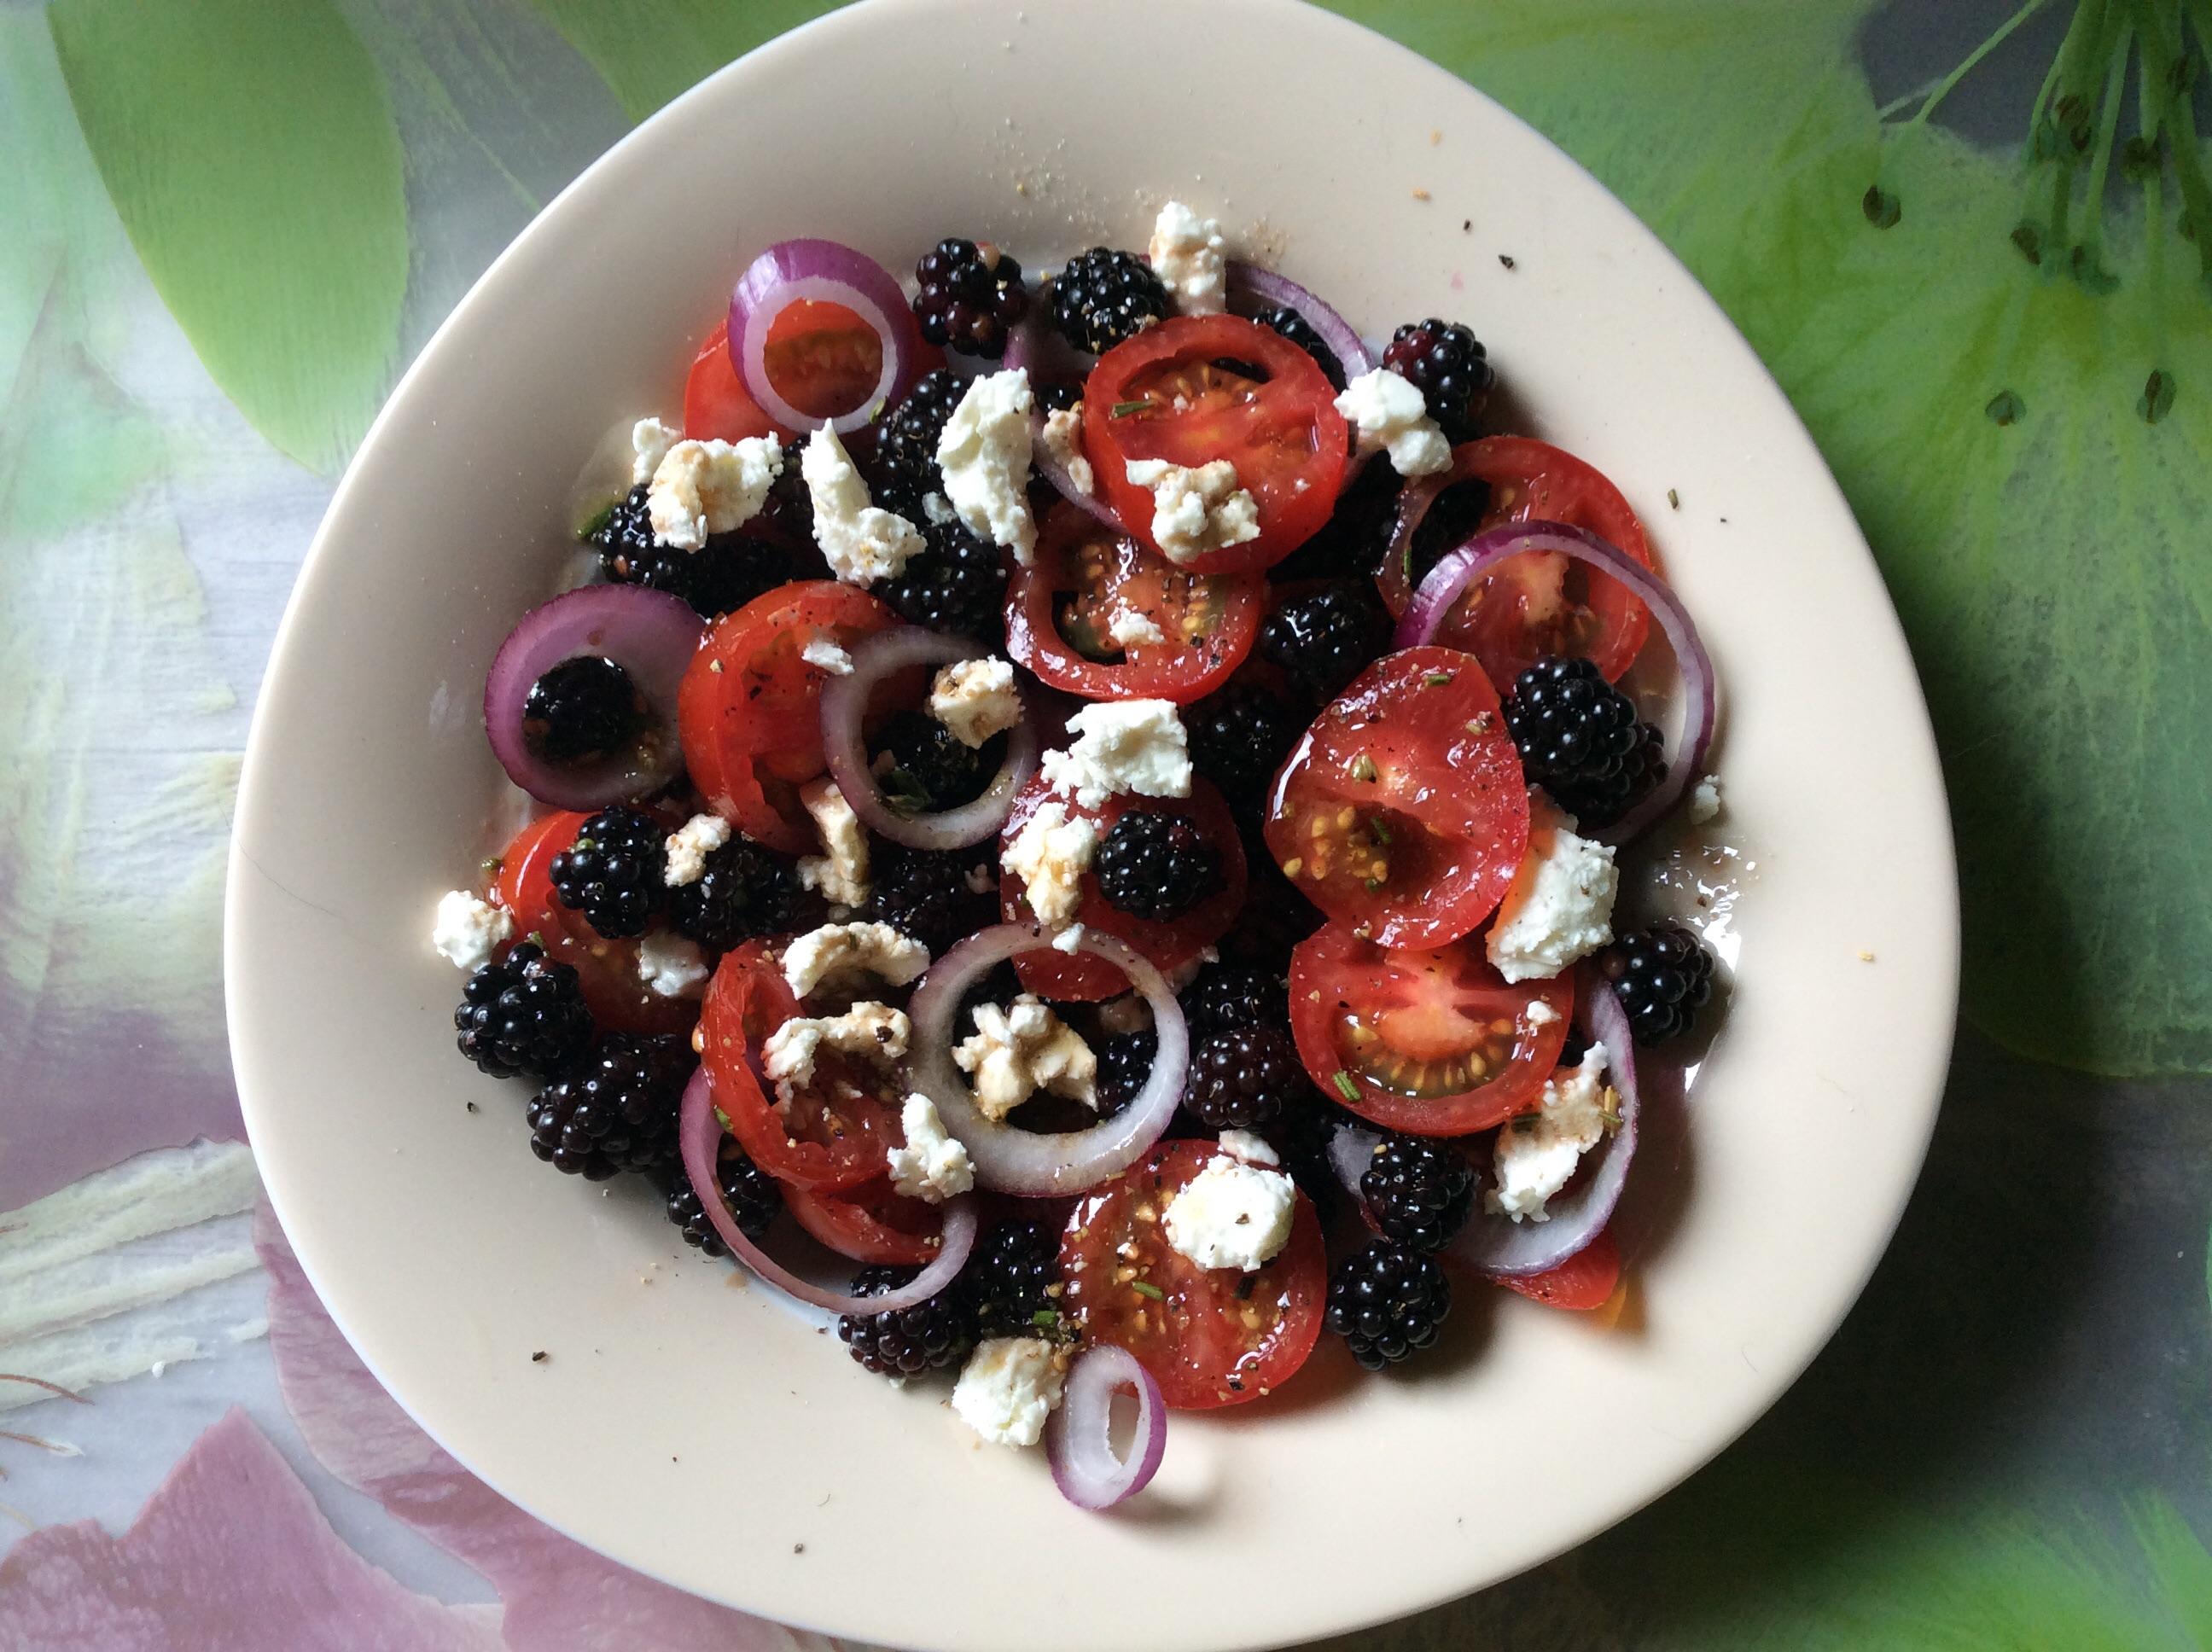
[783,1178,946,1266]
[1263,647,1528,950]
[1061,1139,1325,1410]
[1492,1227,1621,1311]
[1288,922,1569,1136]
[1085,314,1347,575]
[1006,503,1262,704]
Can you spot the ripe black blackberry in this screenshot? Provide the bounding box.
[1093,1029,1158,1117]
[1381,318,1494,442]
[524,1032,691,1180]
[1253,304,1345,387]
[1325,1240,1452,1370]
[1266,455,1403,584]
[864,844,996,956]
[967,1219,1063,1338]
[668,835,801,951]
[1263,1091,1348,1222]
[1360,1135,1476,1252]
[870,710,991,811]
[454,942,593,1079]
[590,485,789,618]
[1503,655,1666,829]
[838,1265,977,1377]
[1048,247,1171,354]
[1179,960,1289,1039]
[1259,579,1394,703]
[1185,682,1299,807]
[550,807,667,939]
[912,238,1029,358]
[1405,474,1493,593]
[1596,925,1716,1047]
[662,1144,783,1255]
[1034,380,1085,414]
[1184,1025,1306,1129]
[876,519,1007,640]
[522,656,643,767]
[875,370,966,512]
[1094,810,1219,922]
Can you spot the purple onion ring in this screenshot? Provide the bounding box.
[1225,260,1376,384]
[729,239,918,436]
[1046,1345,1167,1510]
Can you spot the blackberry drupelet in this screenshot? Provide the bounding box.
[966,1219,1063,1338]
[875,369,966,511]
[1325,1240,1452,1370]
[1048,247,1171,354]
[1093,1030,1158,1117]
[1259,579,1394,703]
[1093,810,1220,923]
[871,710,990,812]
[1184,1025,1306,1129]
[1184,681,1299,808]
[1503,655,1666,828]
[1179,960,1289,1039]
[453,942,593,1079]
[1360,1135,1476,1252]
[588,484,658,580]
[864,844,996,957]
[667,836,801,951]
[524,1032,691,1180]
[521,656,643,767]
[1381,318,1495,442]
[1253,304,1345,387]
[1034,380,1085,414]
[1596,925,1716,1047]
[550,807,667,939]
[876,519,1007,640]
[838,1265,977,1377]
[663,1144,782,1255]
[912,238,1029,358]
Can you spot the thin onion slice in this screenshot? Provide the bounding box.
[1377,468,1449,619]
[1045,1345,1167,1510]
[1027,408,1123,530]
[1225,261,1376,385]
[482,584,701,809]
[728,239,918,436]
[908,924,1188,1195]
[1451,978,1639,1278]
[678,1067,976,1314]
[818,626,1039,849]
[1397,521,1714,842]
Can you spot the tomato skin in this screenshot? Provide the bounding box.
[684,320,782,443]
[684,309,942,441]
[1492,1228,1621,1311]
[783,1179,946,1265]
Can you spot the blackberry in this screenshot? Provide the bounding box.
[522,656,643,767]
[1326,1241,1451,1370]
[1595,925,1716,1047]
[591,485,789,618]
[1503,655,1666,829]
[524,1032,691,1179]
[1184,1025,1306,1129]
[876,519,1007,640]
[662,1144,783,1255]
[838,1265,977,1377]
[1179,960,1289,1039]
[876,370,966,512]
[454,942,593,1079]
[1094,1029,1159,1117]
[550,807,667,939]
[966,1219,1063,1339]
[870,710,990,813]
[1266,454,1403,584]
[912,238,1029,359]
[1381,318,1494,443]
[667,836,801,951]
[1185,682,1299,807]
[1034,380,1085,414]
[1093,810,1219,922]
[1216,845,1324,970]
[1253,304,1345,387]
[1360,1136,1476,1252]
[1259,579,1394,703]
[1264,1091,1349,1222]
[1048,247,1171,354]
[864,844,996,956]
[1405,474,1493,595]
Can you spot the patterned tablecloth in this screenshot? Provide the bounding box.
[4,2,2209,1647]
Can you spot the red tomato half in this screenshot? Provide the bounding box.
[1061,1139,1325,1409]
[1085,315,1347,575]
[1288,923,1570,1136]
[1263,648,1528,950]
[1493,1228,1621,1311]
[783,1178,946,1266]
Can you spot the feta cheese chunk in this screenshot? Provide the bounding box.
[1050,922,1086,953]
[952,1336,1064,1447]
[1148,200,1229,314]
[1108,607,1166,649]
[1691,774,1723,823]
[1039,403,1094,495]
[885,1092,975,1203]
[1486,794,1618,983]
[782,922,930,999]
[630,416,679,486]
[803,423,923,584]
[1487,1048,1613,1222]
[431,889,510,971]
[953,994,1097,1120]
[928,657,1022,749]
[635,932,710,998]
[801,637,853,675]
[663,812,732,887]
[648,435,782,549]
[1039,699,1191,808]
[935,368,1037,564]
[1000,800,1097,928]
[796,777,870,908]
[1333,367,1452,478]
[1215,1129,1278,1166]
[1163,1153,1296,1271]
[1123,457,1260,566]
[760,1002,910,1106]
[1523,997,1562,1027]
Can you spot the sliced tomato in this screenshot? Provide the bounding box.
[1085,314,1347,575]
[784,1178,946,1265]
[1492,1228,1621,1311]
[1061,1139,1325,1409]
[492,811,696,1035]
[1288,923,1569,1136]
[1006,503,1262,704]
[998,776,1247,1001]
[1263,647,1528,949]
[678,581,900,854]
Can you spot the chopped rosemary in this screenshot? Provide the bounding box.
[1423,669,1455,686]
[1331,1072,1361,1104]
[1351,753,1377,783]
[1110,399,1150,418]
[1132,1280,1166,1301]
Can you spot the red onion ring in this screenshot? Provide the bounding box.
[1225,261,1376,384]
[1398,521,1714,843]
[907,923,1188,1195]
[818,627,1039,849]
[678,1067,975,1315]
[1045,1344,1167,1510]
[1027,408,1124,530]
[482,584,701,809]
[729,239,918,436]
[1450,978,1639,1278]
[1376,469,1448,619]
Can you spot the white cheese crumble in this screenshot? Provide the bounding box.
[1108,607,1167,649]
[885,1092,975,1204]
[1039,403,1093,495]
[635,932,710,998]
[630,416,679,486]
[1486,794,1618,983]
[1051,922,1086,953]
[1163,1154,1296,1271]
[1486,1048,1613,1222]
[760,1002,910,1106]
[1124,457,1260,566]
[662,812,732,887]
[1039,699,1191,808]
[922,491,957,526]
[1000,800,1097,928]
[952,1336,1064,1447]
[431,889,510,971]
[928,657,1022,748]
[796,777,870,908]
[648,435,782,549]
[1333,367,1452,478]
[1216,1129,1278,1166]
[963,864,997,895]
[935,368,1037,564]
[953,994,1097,1120]
[801,637,853,675]
[1523,997,1562,1027]
[1691,774,1723,823]
[781,922,930,1000]
[802,423,923,584]
[1148,200,1228,315]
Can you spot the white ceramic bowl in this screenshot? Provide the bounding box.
[226,2,1958,1647]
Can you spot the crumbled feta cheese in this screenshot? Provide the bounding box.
[1163,1153,1296,1271]
[1039,403,1093,495]
[1487,1048,1613,1222]
[1148,200,1228,314]
[935,368,1036,563]
[760,1002,910,1105]
[1486,794,1618,983]
[662,812,732,887]
[1333,367,1452,478]
[1123,457,1260,565]
[1523,997,1562,1027]
[1108,607,1166,649]
[928,657,1022,748]
[953,994,1097,1120]
[781,922,930,999]
[1215,1129,1278,1166]
[1039,699,1191,808]
[952,1336,1064,1447]
[1051,923,1086,953]
[648,435,782,549]
[796,777,870,907]
[922,491,957,526]
[801,637,853,675]
[1691,774,1723,823]
[431,889,510,971]
[963,864,997,895]
[631,416,679,485]
[803,424,923,584]
[1000,800,1097,928]
[636,932,710,998]
[885,1092,975,1203]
